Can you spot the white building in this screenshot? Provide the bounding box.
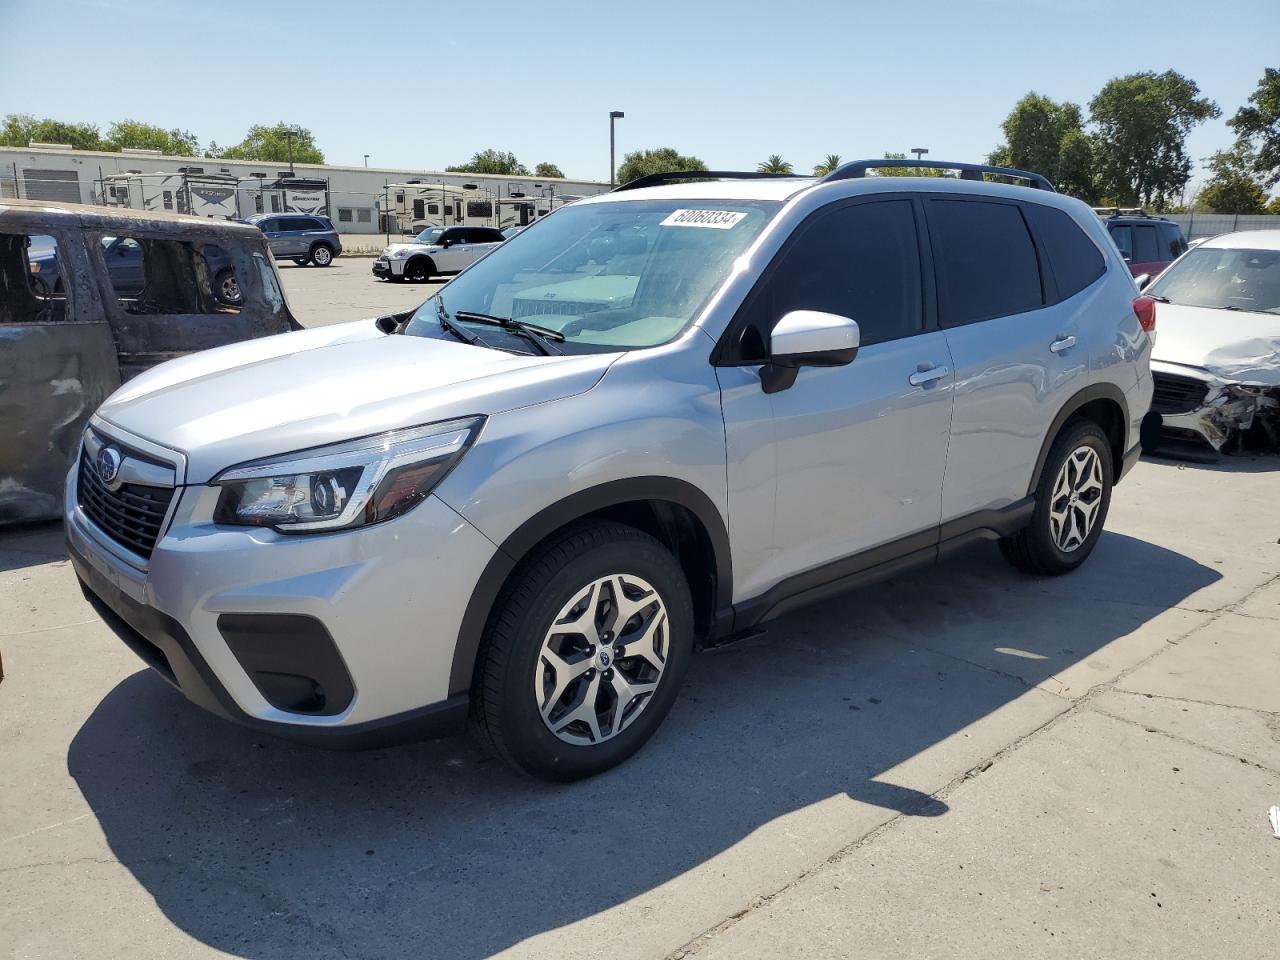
[0,145,609,234]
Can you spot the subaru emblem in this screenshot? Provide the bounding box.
[97,446,122,485]
[598,651,611,669]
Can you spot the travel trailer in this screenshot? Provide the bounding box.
[98,171,240,219]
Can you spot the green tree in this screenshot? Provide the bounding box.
[216,123,325,164]
[757,154,794,174]
[0,113,103,150]
[812,154,842,176]
[1228,67,1280,187]
[987,93,1097,200]
[447,149,529,176]
[872,152,944,177]
[1198,149,1269,214]
[615,147,707,186]
[1089,70,1219,209]
[533,162,564,178]
[103,119,199,156]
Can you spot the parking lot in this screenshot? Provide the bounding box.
[1,262,1277,959]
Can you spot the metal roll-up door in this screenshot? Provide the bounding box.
[21,168,81,202]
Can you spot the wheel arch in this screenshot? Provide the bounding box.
[448,477,732,696]
[1028,383,1129,494]
[405,254,435,278]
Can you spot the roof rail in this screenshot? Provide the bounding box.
[1091,206,1162,219]
[821,158,1056,192]
[613,170,801,192]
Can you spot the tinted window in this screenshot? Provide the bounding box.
[764,200,922,347]
[929,200,1042,325]
[1109,224,1133,259]
[1159,223,1187,258]
[1024,204,1105,300]
[283,217,315,232]
[257,218,279,232]
[472,228,504,244]
[1132,225,1161,262]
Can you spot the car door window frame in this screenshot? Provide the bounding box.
[924,196,1050,328]
[712,193,935,366]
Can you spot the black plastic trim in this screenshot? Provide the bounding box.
[218,613,355,716]
[731,497,1034,630]
[1027,383,1130,494]
[448,477,733,696]
[70,538,467,749]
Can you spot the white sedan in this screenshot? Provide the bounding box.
[1142,230,1280,455]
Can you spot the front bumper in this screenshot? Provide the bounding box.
[371,256,405,278]
[65,442,497,748]
[1149,361,1279,452]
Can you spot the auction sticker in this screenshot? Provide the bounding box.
[660,209,748,229]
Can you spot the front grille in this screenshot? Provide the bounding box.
[1151,372,1211,414]
[77,449,175,559]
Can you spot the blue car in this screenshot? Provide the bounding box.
[29,235,241,305]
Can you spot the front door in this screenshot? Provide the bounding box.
[434,229,471,272]
[718,197,954,602]
[259,218,289,257]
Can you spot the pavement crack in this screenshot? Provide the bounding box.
[1091,705,1280,775]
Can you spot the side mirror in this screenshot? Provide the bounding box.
[761,310,860,394]
[1134,273,1152,290]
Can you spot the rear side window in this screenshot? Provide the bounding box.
[744,199,922,351]
[1159,223,1187,259]
[1024,204,1105,301]
[1132,225,1160,262]
[928,200,1043,325]
[1,232,69,324]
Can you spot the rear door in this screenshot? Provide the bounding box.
[931,198,1090,521]
[717,197,955,600]
[258,218,289,257]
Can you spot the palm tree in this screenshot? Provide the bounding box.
[757,154,794,175]
[812,154,843,176]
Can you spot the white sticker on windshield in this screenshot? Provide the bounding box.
[660,209,748,229]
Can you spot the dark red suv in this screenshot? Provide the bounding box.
[1095,209,1188,282]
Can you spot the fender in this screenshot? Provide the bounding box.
[1027,382,1130,494]
[447,476,733,695]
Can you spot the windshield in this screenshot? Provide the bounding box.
[403,198,780,353]
[414,227,445,244]
[1147,246,1280,315]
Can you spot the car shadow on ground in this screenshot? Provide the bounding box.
[66,532,1218,959]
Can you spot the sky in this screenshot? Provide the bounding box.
[1,0,1275,191]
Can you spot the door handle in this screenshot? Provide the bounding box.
[908,364,949,387]
[1050,335,1077,354]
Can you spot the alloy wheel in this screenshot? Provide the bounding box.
[535,573,669,745]
[1049,445,1104,552]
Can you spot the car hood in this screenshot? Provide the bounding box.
[96,319,619,482]
[384,242,439,256]
[1150,302,1280,386]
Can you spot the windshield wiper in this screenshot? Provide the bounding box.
[436,295,489,348]
[1145,294,1170,303]
[453,310,565,356]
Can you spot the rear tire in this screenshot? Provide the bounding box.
[471,520,694,781]
[213,268,242,306]
[310,244,334,267]
[999,418,1113,576]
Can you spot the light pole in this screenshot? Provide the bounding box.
[284,128,297,177]
[609,110,625,187]
[910,147,928,161]
[363,154,369,168]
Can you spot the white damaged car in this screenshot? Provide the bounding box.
[1142,230,1280,456]
[372,225,505,283]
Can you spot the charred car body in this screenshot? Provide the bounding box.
[1143,231,1280,456]
[0,199,299,524]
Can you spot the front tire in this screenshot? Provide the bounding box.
[405,257,434,282]
[472,521,694,781]
[1000,418,1113,575]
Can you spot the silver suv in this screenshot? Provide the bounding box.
[66,160,1153,781]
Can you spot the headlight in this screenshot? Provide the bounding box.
[212,417,483,533]
[389,248,413,259]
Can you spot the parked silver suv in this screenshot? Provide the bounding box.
[66,160,1153,780]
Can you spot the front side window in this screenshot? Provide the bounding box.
[1146,247,1280,315]
[742,199,922,352]
[404,198,780,353]
[929,199,1043,325]
[1,232,69,323]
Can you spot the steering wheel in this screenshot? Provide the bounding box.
[28,274,55,322]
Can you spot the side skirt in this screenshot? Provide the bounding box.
[711,497,1034,644]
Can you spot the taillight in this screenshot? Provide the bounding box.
[1133,295,1156,332]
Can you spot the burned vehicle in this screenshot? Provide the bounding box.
[1,199,299,524]
[1142,230,1280,457]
